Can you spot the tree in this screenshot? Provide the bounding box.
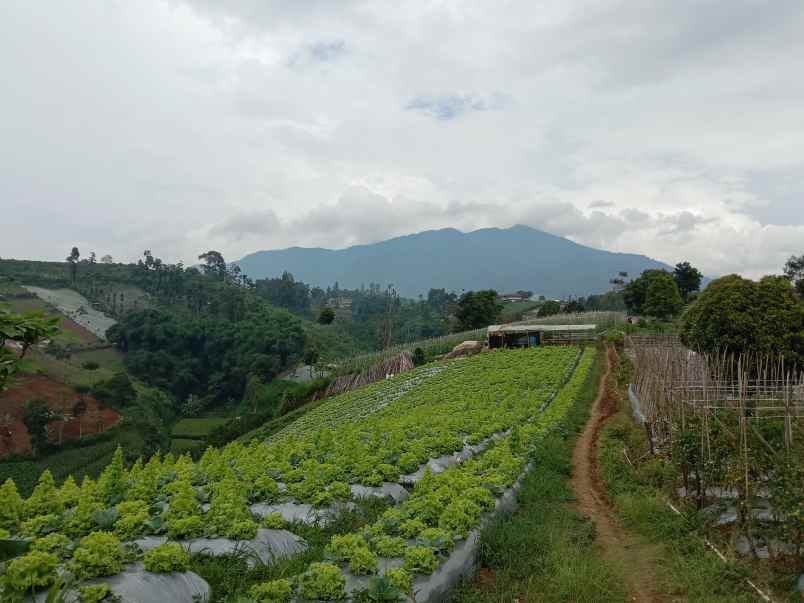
[100,254,114,264]
[89,252,97,265]
[673,261,703,301]
[66,246,80,282]
[783,254,804,297]
[0,308,60,390]
[455,290,502,330]
[303,347,320,378]
[624,269,670,314]
[318,308,335,325]
[243,374,265,414]
[23,399,51,455]
[198,250,227,279]
[643,272,683,319]
[680,274,804,364]
[537,300,561,317]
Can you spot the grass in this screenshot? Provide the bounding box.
[170,438,204,455]
[171,417,230,439]
[597,352,768,602]
[452,346,630,603]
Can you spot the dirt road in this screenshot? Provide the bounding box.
[570,346,666,603]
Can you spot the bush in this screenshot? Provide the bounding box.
[82,361,100,371]
[297,562,346,600]
[385,567,412,593]
[166,515,204,539]
[250,578,293,602]
[143,542,190,573]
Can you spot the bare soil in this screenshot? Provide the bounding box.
[0,373,120,456]
[570,347,667,603]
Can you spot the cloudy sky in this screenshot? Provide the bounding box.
[1,1,802,278]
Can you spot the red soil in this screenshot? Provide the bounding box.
[58,315,100,344]
[0,373,120,457]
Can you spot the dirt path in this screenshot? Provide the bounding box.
[570,347,666,603]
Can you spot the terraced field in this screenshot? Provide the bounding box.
[0,346,596,602]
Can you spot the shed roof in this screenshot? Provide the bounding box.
[487,324,597,334]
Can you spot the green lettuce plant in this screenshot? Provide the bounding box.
[297,562,346,600]
[70,531,124,579]
[143,542,190,573]
[4,550,59,592]
[249,578,293,602]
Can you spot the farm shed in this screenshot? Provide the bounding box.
[487,324,597,348]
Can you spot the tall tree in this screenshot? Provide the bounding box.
[680,274,804,364]
[455,290,502,330]
[643,272,683,319]
[100,254,114,264]
[198,250,227,279]
[23,400,51,455]
[783,254,804,297]
[66,246,80,282]
[624,269,670,314]
[673,261,703,301]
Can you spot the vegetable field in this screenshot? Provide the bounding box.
[0,346,596,602]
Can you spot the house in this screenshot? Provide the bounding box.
[487,324,597,348]
[498,292,531,303]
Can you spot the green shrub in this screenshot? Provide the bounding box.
[143,543,190,573]
[297,562,346,600]
[249,578,294,602]
[82,361,100,371]
[4,550,59,592]
[70,531,124,579]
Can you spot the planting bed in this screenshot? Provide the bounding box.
[0,346,593,602]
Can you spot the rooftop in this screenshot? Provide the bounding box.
[487,324,597,334]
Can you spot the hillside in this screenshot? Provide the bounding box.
[236,225,673,298]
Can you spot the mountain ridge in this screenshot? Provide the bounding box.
[236,225,673,298]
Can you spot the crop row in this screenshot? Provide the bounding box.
[0,346,585,601]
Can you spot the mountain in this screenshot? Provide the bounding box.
[235,225,673,298]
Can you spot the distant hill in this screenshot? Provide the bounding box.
[236,225,673,298]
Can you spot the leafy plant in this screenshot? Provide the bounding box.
[297,562,346,600]
[249,578,293,602]
[261,512,286,530]
[31,533,73,559]
[4,550,60,592]
[143,543,190,573]
[349,546,378,575]
[403,545,439,574]
[370,535,406,557]
[70,531,124,579]
[78,583,120,603]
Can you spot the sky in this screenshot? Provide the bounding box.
[1,0,802,279]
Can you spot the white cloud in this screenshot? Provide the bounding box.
[0,0,802,284]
